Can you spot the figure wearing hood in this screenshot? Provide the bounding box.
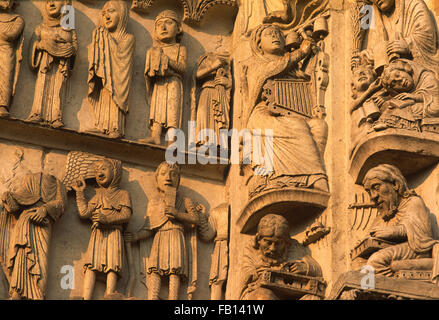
[87,0,135,139]
[72,158,132,300]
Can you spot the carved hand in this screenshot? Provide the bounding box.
[196,203,206,216]
[124,231,137,243]
[72,176,86,193]
[165,206,177,219]
[92,212,107,225]
[394,92,421,103]
[28,206,48,225]
[288,261,308,275]
[386,39,410,58]
[369,227,394,239]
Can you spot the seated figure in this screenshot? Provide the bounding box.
[358,164,439,281]
[240,214,323,300]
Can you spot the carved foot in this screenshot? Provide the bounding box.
[0,107,9,118]
[138,136,161,145]
[108,131,123,139]
[51,119,64,128]
[27,113,43,123]
[373,122,388,131]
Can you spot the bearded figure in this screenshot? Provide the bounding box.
[361,164,439,281]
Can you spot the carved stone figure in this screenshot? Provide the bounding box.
[142,10,187,146]
[366,0,439,75]
[87,0,135,139]
[240,214,324,300]
[234,0,329,37]
[198,203,229,300]
[1,172,67,300]
[372,59,439,131]
[357,164,439,281]
[191,51,232,147]
[0,0,24,118]
[242,23,329,197]
[72,158,132,300]
[27,0,77,128]
[125,162,201,300]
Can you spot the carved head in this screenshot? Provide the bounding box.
[45,0,63,18]
[351,64,377,97]
[154,10,183,44]
[155,161,181,193]
[381,60,415,95]
[0,0,15,11]
[372,0,395,13]
[251,24,286,57]
[94,158,122,189]
[254,214,290,260]
[363,164,412,220]
[101,0,129,35]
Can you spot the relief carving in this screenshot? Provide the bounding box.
[141,10,187,146]
[86,0,135,139]
[240,214,325,300]
[26,0,77,128]
[0,172,67,300]
[198,203,229,300]
[0,0,24,118]
[72,157,132,300]
[126,162,204,300]
[352,164,439,282]
[191,51,232,148]
[241,23,329,198]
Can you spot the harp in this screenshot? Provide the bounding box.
[263,79,315,118]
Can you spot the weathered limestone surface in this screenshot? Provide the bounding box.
[0,0,439,301]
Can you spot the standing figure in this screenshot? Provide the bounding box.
[125,162,201,300]
[142,10,187,145]
[72,158,132,300]
[192,52,232,147]
[87,0,135,139]
[5,172,67,300]
[0,0,24,118]
[27,0,77,128]
[198,203,229,300]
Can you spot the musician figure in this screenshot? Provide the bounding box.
[240,214,323,300]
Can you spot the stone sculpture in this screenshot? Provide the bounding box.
[0,0,24,118]
[72,157,132,300]
[125,162,202,300]
[142,10,187,146]
[87,0,135,139]
[240,214,324,300]
[198,203,229,300]
[1,172,67,300]
[241,23,329,197]
[27,0,77,128]
[354,164,439,281]
[191,51,232,148]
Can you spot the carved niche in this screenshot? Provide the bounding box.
[331,164,439,300]
[348,0,439,184]
[237,8,331,234]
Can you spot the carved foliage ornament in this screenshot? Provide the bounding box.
[131,0,237,23]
